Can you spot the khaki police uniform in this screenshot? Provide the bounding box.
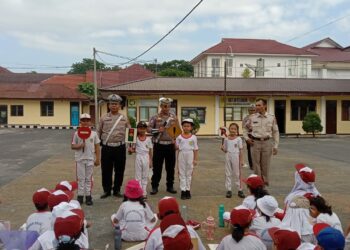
[148,110,179,193]
[98,101,130,196]
[243,112,279,184]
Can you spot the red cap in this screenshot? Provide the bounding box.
[313,223,330,236]
[48,190,74,209]
[158,197,180,219]
[54,211,82,240]
[124,179,143,199]
[230,206,253,228]
[295,163,315,183]
[160,214,192,250]
[55,181,78,192]
[32,188,51,206]
[268,227,301,250]
[242,174,264,189]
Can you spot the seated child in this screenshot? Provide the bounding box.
[111,179,157,241]
[313,223,345,250]
[242,174,269,210]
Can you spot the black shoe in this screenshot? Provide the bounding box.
[181,191,186,200]
[113,191,123,198]
[150,187,158,195]
[77,195,84,204]
[238,190,246,198]
[186,190,191,199]
[166,187,177,194]
[226,191,232,198]
[85,196,93,206]
[100,192,111,199]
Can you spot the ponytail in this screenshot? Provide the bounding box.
[231,224,245,242]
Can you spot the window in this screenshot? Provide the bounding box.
[291,100,316,121]
[127,107,137,121]
[300,60,307,78]
[40,101,54,116]
[211,58,220,77]
[200,60,207,77]
[10,105,23,116]
[342,101,350,121]
[225,58,233,76]
[140,107,158,121]
[225,107,248,121]
[256,58,265,77]
[170,100,177,116]
[288,60,297,76]
[181,107,206,123]
[277,63,281,67]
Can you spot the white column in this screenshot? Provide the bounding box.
[268,97,274,114]
[320,96,326,134]
[215,96,220,134]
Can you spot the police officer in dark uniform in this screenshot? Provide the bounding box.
[148,97,179,195]
[98,94,130,198]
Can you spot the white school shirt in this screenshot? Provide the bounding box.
[136,136,153,155]
[242,195,257,210]
[250,216,281,237]
[114,201,155,241]
[26,211,52,235]
[72,130,100,161]
[223,137,243,154]
[144,225,206,250]
[176,134,198,152]
[217,233,267,250]
[316,212,343,233]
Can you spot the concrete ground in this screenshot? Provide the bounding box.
[0,129,350,249]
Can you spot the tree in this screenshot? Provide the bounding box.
[144,60,193,77]
[77,82,95,97]
[302,112,323,137]
[241,68,252,78]
[68,58,108,74]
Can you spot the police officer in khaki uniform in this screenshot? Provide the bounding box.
[243,98,279,185]
[98,94,130,198]
[148,97,179,195]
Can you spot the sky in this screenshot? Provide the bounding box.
[1,0,350,73]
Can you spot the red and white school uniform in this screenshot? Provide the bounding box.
[72,130,100,196]
[222,136,243,192]
[144,225,206,250]
[313,212,343,233]
[135,136,153,196]
[217,233,267,250]
[26,211,52,235]
[175,134,198,192]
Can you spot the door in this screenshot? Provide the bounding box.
[89,105,96,126]
[326,100,337,134]
[0,105,8,125]
[274,100,286,134]
[70,102,79,126]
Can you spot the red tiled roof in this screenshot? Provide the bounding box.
[86,64,155,87]
[42,74,86,89]
[303,38,350,63]
[0,73,56,83]
[101,77,350,96]
[0,66,12,74]
[191,38,315,64]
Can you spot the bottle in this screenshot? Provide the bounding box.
[114,225,122,250]
[218,204,225,227]
[181,205,187,222]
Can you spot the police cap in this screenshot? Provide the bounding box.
[108,94,122,103]
[159,97,173,105]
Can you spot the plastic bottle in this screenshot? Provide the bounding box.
[114,225,122,250]
[181,205,188,222]
[218,204,225,227]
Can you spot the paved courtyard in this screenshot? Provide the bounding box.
[0,129,349,249]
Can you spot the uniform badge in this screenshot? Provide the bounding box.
[189,141,194,146]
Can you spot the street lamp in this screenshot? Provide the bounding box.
[224,46,233,127]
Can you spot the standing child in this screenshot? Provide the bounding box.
[175,118,199,200]
[71,113,101,205]
[129,121,153,197]
[221,123,245,199]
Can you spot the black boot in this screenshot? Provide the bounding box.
[100,192,111,199]
[181,191,186,200]
[150,187,158,195]
[186,190,191,199]
[167,187,177,194]
[86,196,93,206]
[77,195,84,204]
[238,190,246,198]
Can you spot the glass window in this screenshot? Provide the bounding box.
[40,101,54,116]
[181,107,206,123]
[140,107,158,121]
[127,107,137,121]
[10,105,23,116]
[211,58,220,77]
[225,107,248,121]
[291,100,316,121]
[288,60,297,76]
[225,58,233,76]
[300,60,307,78]
[342,101,350,121]
[256,58,265,77]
